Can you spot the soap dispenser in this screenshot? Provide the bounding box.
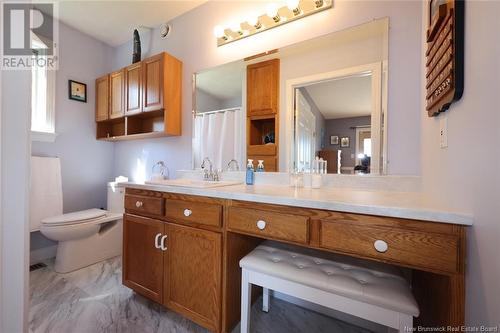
[256,160,265,172]
[246,159,255,185]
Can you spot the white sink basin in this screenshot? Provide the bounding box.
[145,178,242,188]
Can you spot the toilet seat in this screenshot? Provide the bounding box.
[41,208,107,227]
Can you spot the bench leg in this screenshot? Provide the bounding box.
[262,287,270,313]
[241,269,252,333]
[398,314,413,333]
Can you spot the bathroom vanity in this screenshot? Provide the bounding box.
[122,183,471,333]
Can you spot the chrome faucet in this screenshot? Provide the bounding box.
[201,157,217,181]
[227,159,240,171]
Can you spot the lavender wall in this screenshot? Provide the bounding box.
[420,1,500,326]
[30,23,115,251]
[110,1,422,181]
[32,22,114,213]
[324,116,371,167]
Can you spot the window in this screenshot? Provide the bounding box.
[31,37,56,141]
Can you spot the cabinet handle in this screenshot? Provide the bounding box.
[135,201,143,208]
[154,233,162,249]
[160,235,168,251]
[256,220,266,230]
[183,209,192,217]
[374,240,388,253]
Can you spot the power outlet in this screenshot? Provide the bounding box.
[439,115,448,148]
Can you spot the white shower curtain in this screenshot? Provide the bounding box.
[193,108,244,170]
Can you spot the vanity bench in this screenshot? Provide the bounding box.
[122,185,469,333]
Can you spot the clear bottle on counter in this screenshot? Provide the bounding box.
[289,168,304,188]
[246,159,255,185]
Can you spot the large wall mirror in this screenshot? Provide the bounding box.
[193,18,388,175]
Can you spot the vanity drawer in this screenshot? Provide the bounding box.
[228,207,309,244]
[165,199,222,228]
[319,220,460,273]
[125,194,164,216]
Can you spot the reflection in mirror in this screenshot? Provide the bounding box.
[193,61,245,171]
[193,18,388,175]
[293,70,378,175]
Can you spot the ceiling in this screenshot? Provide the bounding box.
[196,61,245,101]
[304,75,372,120]
[37,0,206,46]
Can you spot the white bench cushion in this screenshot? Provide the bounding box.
[240,242,419,317]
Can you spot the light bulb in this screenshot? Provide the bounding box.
[247,14,262,29]
[230,22,242,34]
[266,3,280,22]
[213,25,226,39]
[287,0,301,15]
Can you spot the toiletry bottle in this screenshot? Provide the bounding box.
[256,160,265,172]
[246,159,255,185]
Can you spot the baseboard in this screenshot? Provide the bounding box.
[272,291,389,333]
[30,245,57,265]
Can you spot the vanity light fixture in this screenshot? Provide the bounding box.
[214,0,332,47]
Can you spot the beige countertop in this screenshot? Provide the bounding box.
[124,182,473,226]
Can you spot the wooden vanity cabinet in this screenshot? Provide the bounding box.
[164,223,222,332]
[123,190,222,332]
[95,74,109,122]
[122,214,164,303]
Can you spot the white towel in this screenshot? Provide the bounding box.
[30,156,63,231]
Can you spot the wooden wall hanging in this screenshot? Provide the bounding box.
[426,0,464,117]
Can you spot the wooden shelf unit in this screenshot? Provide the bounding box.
[246,59,280,172]
[95,52,182,141]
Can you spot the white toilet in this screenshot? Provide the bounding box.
[31,156,124,273]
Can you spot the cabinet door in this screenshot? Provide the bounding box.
[247,59,280,116]
[123,214,164,303]
[163,223,222,332]
[95,75,109,122]
[142,53,164,112]
[109,69,125,119]
[125,62,142,114]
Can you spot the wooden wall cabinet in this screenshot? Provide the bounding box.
[109,69,125,119]
[95,52,182,141]
[246,59,280,172]
[247,59,279,116]
[125,62,143,115]
[95,74,109,122]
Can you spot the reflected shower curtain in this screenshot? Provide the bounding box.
[193,108,244,170]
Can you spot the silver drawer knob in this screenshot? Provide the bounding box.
[184,209,192,217]
[135,201,143,208]
[374,240,388,253]
[256,220,266,230]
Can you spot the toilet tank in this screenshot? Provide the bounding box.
[107,182,125,214]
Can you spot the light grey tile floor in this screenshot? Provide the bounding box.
[30,257,371,333]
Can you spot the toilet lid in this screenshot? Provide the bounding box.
[41,208,107,226]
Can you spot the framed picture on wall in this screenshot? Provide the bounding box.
[340,137,350,148]
[330,135,339,145]
[68,80,87,103]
